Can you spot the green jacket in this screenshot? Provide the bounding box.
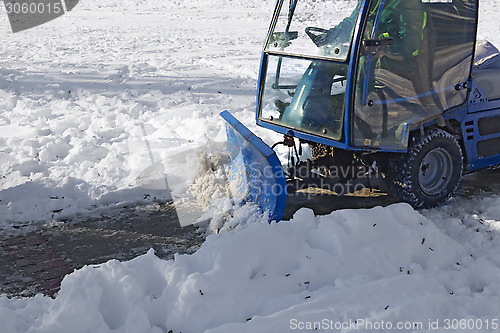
[372,0,426,61]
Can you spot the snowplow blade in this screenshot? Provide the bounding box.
[220,111,287,222]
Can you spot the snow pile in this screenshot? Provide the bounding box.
[188,152,230,211]
[1,202,500,332]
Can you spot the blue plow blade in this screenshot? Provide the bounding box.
[220,111,287,222]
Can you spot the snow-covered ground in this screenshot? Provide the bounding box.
[1,0,500,332]
[0,0,279,229]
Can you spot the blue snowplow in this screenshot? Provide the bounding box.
[222,0,500,221]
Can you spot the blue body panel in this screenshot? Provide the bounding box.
[461,79,500,171]
[440,78,500,172]
[221,110,287,222]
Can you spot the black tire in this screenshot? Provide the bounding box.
[386,129,463,208]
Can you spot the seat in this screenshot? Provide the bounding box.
[472,41,500,100]
[474,40,500,69]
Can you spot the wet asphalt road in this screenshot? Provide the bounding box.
[0,203,202,297]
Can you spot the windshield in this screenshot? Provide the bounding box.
[265,0,363,61]
[259,0,362,141]
[259,56,349,141]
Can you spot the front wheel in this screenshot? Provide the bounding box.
[386,129,463,208]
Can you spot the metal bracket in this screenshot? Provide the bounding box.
[436,114,446,128]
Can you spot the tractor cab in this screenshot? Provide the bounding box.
[258,0,476,151]
[221,0,500,221]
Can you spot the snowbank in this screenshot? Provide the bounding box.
[1,202,500,332]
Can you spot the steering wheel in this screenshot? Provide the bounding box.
[305,27,329,47]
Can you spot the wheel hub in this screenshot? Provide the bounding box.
[418,148,454,196]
